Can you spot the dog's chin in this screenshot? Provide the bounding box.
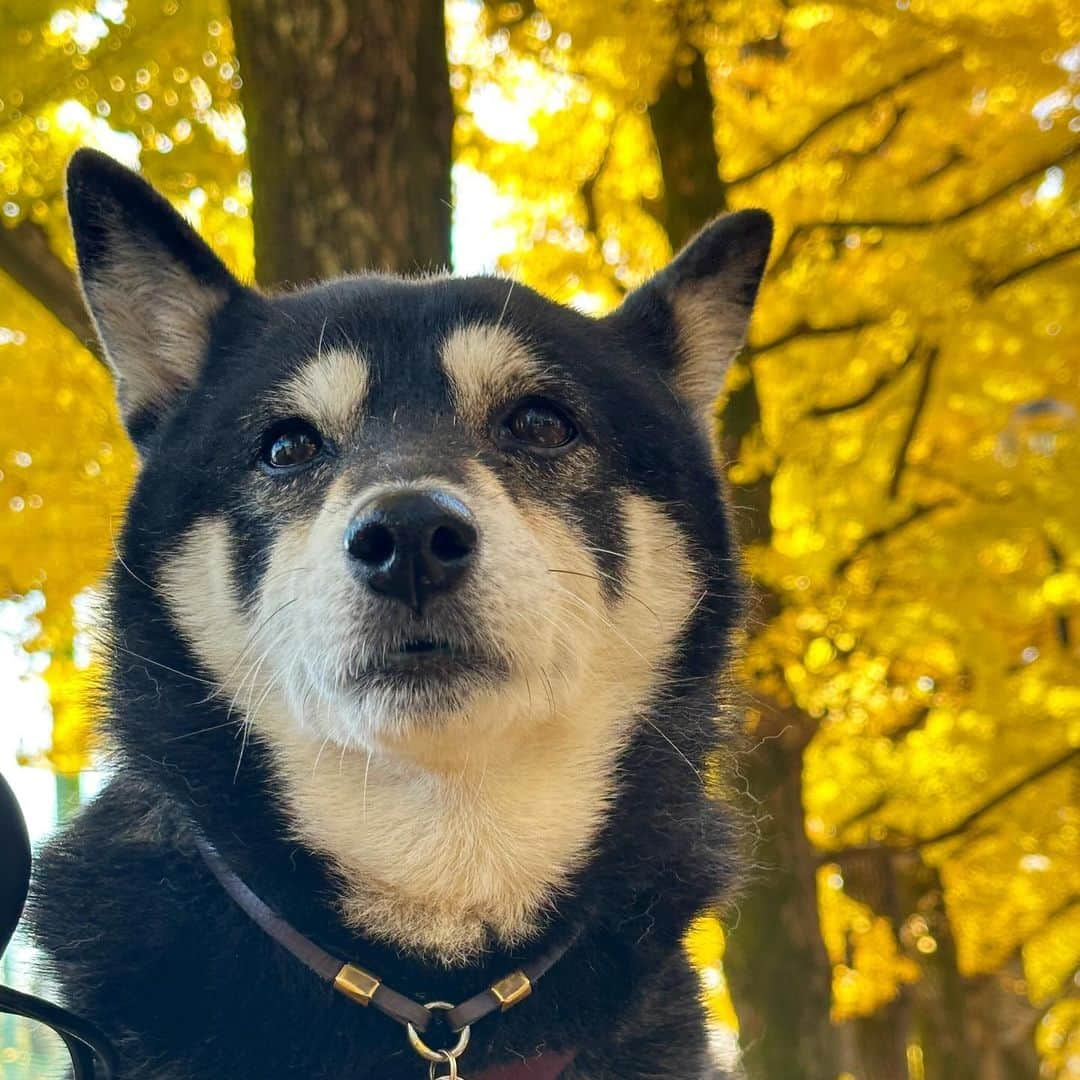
[349,640,504,692]
[312,642,513,750]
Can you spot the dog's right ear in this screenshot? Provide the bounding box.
[606,211,772,427]
[67,149,243,440]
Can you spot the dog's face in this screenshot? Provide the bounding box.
[150,295,713,764]
[68,150,770,956]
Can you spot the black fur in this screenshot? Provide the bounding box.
[29,149,771,1079]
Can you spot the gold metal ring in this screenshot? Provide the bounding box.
[406,1002,471,1064]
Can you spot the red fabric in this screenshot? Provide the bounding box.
[475,1050,576,1080]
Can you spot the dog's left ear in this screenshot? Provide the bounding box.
[608,210,772,422]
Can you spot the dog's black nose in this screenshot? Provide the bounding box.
[344,490,477,613]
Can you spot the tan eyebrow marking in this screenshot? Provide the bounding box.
[440,323,544,426]
[275,347,370,434]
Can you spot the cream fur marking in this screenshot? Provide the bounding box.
[273,347,370,439]
[83,239,227,422]
[158,478,701,962]
[671,284,753,422]
[440,323,544,427]
[159,517,247,681]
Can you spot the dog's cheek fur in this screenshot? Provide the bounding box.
[159,515,254,683]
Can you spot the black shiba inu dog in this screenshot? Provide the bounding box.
[28,149,771,1079]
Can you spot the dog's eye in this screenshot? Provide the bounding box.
[504,400,577,450]
[260,420,324,471]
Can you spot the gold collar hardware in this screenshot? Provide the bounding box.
[490,970,532,1011]
[407,1002,471,1078]
[194,835,577,1069]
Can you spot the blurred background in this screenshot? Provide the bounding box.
[0,1,1077,1077]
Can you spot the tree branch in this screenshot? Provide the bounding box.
[867,104,908,157]
[912,148,967,187]
[887,705,932,742]
[750,318,878,356]
[888,344,938,499]
[917,747,1079,848]
[1046,536,1072,648]
[984,243,1080,294]
[807,338,919,417]
[824,747,1080,860]
[831,792,891,836]
[907,464,1014,505]
[834,498,955,576]
[581,130,615,238]
[726,53,957,187]
[786,142,1080,240]
[0,220,98,358]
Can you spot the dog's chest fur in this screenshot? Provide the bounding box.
[160,492,701,964]
[33,712,734,1079]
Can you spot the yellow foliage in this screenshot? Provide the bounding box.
[456,0,1080,1065]
[1036,999,1080,1080]
[818,863,920,1021]
[685,914,739,1032]
[0,272,133,771]
[0,0,249,769]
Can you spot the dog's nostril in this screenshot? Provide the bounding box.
[430,522,474,563]
[348,521,395,565]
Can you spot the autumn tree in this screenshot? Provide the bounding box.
[1,1,1078,1078]
[231,0,452,281]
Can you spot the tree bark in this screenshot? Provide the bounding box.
[649,46,727,249]
[230,0,453,285]
[0,219,97,354]
[720,379,842,1078]
[840,850,911,1080]
[722,713,844,1080]
[893,860,977,1080]
[962,968,1041,1080]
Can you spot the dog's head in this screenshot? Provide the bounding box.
[69,150,769,954]
[70,148,769,760]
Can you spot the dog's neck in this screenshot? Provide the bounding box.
[259,691,636,965]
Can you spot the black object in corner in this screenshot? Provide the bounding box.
[0,770,118,1078]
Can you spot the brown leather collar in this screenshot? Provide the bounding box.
[196,837,577,1075]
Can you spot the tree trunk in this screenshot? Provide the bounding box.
[962,969,1041,1080]
[230,0,453,285]
[0,220,96,352]
[648,37,842,1080]
[722,714,844,1080]
[840,850,911,1080]
[895,860,977,1080]
[649,45,727,249]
